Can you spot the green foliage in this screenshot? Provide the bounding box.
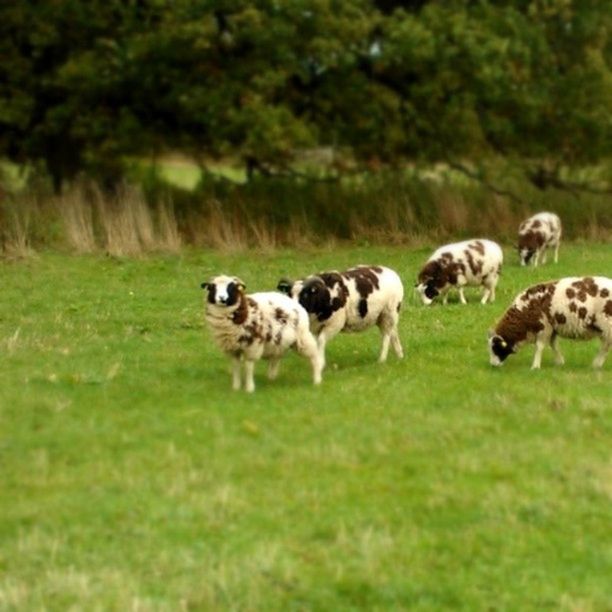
[1,245,611,608]
[1,1,612,189]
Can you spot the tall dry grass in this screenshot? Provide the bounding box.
[156,199,182,252]
[1,169,610,257]
[1,196,37,259]
[95,184,153,256]
[58,184,96,253]
[5,182,183,257]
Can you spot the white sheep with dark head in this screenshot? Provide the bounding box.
[416,239,503,305]
[517,212,562,267]
[489,276,612,369]
[277,265,404,370]
[202,275,322,392]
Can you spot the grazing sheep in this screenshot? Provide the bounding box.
[518,212,562,266]
[202,275,323,392]
[416,239,503,305]
[277,265,403,369]
[489,276,612,369]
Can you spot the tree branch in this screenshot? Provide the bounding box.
[445,160,525,205]
[526,166,612,196]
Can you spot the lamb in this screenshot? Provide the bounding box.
[201,275,323,392]
[517,212,562,266]
[488,276,612,370]
[277,265,403,369]
[416,239,503,305]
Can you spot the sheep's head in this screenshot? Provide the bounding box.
[296,276,331,315]
[488,331,515,366]
[201,275,246,307]
[518,232,538,266]
[415,279,439,305]
[415,261,442,305]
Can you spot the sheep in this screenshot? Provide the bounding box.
[201,275,323,392]
[518,211,562,266]
[488,276,612,369]
[277,265,403,369]
[416,239,503,305]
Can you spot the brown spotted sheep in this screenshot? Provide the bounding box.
[202,275,322,392]
[489,276,612,369]
[416,239,503,305]
[277,265,403,370]
[518,212,562,266]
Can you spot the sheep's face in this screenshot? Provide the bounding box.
[201,275,245,307]
[519,247,535,266]
[416,260,443,305]
[518,232,538,266]
[488,333,514,366]
[415,279,439,305]
[298,278,329,314]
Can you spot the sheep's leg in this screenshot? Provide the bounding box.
[550,334,565,366]
[592,339,610,369]
[554,241,560,263]
[296,331,322,384]
[314,318,344,370]
[267,358,281,380]
[379,333,391,363]
[232,357,242,390]
[391,328,404,359]
[541,248,548,265]
[480,287,491,305]
[531,336,547,369]
[458,286,467,305]
[533,251,540,267]
[316,332,329,371]
[244,360,256,393]
[441,289,450,305]
[378,310,403,361]
[486,277,498,304]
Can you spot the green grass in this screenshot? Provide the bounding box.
[1,243,611,610]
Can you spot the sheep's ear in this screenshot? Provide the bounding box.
[234,278,246,291]
[201,282,210,290]
[277,278,293,295]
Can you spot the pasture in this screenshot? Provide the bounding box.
[1,243,611,610]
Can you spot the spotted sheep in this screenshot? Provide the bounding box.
[201,275,323,392]
[518,212,562,266]
[277,265,404,369]
[489,276,612,370]
[416,239,503,305]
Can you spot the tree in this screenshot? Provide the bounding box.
[1,0,612,191]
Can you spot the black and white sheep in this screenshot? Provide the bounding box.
[416,239,503,305]
[202,275,323,392]
[517,211,562,266]
[489,276,612,369]
[277,265,403,369]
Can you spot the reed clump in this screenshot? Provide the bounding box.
[1,169,610,257]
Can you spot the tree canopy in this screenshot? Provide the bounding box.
[2,0,612,191]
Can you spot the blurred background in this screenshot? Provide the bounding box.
[1,0,611,255]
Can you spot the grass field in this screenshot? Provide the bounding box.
[1,243,611,610]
